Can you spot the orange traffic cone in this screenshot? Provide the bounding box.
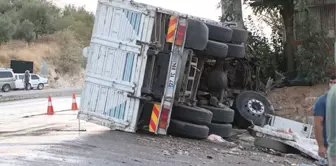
[71,93,78,111]
[47,96,54,115]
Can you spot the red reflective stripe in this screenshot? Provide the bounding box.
[166,31,175,41]
[150,120,157,132]
[153,105,159,118]
[149,104,160,133]
[166,16,178,43]
[169,17,178,26]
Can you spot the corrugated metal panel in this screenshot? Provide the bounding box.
[79,0,155,132]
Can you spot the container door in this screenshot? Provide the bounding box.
[78,0,154,132]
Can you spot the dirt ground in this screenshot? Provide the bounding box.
[268,84,328,121]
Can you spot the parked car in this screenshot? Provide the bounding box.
[14,73,48,90]
[0,68,16,92]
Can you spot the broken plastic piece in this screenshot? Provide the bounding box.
[207,134,225,143]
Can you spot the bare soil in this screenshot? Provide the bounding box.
[268,84,328,120]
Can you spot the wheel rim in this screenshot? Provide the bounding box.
[245,99,265,116]
[4,86,9,91]
[39,84,43,89]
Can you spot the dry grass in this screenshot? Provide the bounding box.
[0,33,85,88]
[0,36,59,72]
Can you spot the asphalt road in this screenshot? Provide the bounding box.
[0,97,313,166]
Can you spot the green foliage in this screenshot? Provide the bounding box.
[15,19,35,43]
[0,14,15,45]
[55,5,94,45]
[296,13,333,84]
[244,0,296,72]
[245,16,284,83]
[0,0,94,44]
[53,29,83,75]
[244,0,333,85]
[19,0,60,38]
[0,0,94,75]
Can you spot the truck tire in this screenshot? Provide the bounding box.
[201,105,234,123]
[172,104,213,125]
[207,123,232,138]
[233,91,274,127]
[203,40,228,58]
[231,28,249,44]
[168,119,209,139]
[254,137,297,153]
[206,24,233,43]
[233,111,252,129]
[185,19,209,50]
[227,43,245,58]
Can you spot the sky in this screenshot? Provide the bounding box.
[52,0,270,36]
[53,0,249,21]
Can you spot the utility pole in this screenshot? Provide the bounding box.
[220,0,244,29]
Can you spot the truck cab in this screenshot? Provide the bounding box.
[78,0,274,139]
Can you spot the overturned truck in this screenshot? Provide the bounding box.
[78,0,274,139]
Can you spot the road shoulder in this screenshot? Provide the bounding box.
[0,88,81,102]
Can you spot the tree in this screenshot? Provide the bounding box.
[55,5,94,45]
[243,0,296,73]
[0,0,13,14]
[54,29,83,74]
[0,15,15,45]
[295,11,333,84]
[18,0,59,39]
[16,20,35,43]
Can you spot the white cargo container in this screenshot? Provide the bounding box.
[78,0,237,135]
[78,0,155,132]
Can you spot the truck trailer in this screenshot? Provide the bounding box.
[78,0,274,139]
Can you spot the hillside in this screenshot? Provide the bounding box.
[0,34,85,88]
[0,0,93,87]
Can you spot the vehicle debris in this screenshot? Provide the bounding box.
[252,123,323,161]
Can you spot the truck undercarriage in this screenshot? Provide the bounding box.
[137,12,274,139]
[78,0,274,140]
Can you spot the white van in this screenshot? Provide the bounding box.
[14,73,49,90]
[0,68,16,92]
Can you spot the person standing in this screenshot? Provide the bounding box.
[24,70,30,91]
[314,75,336,158]
[326,84,336,165]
